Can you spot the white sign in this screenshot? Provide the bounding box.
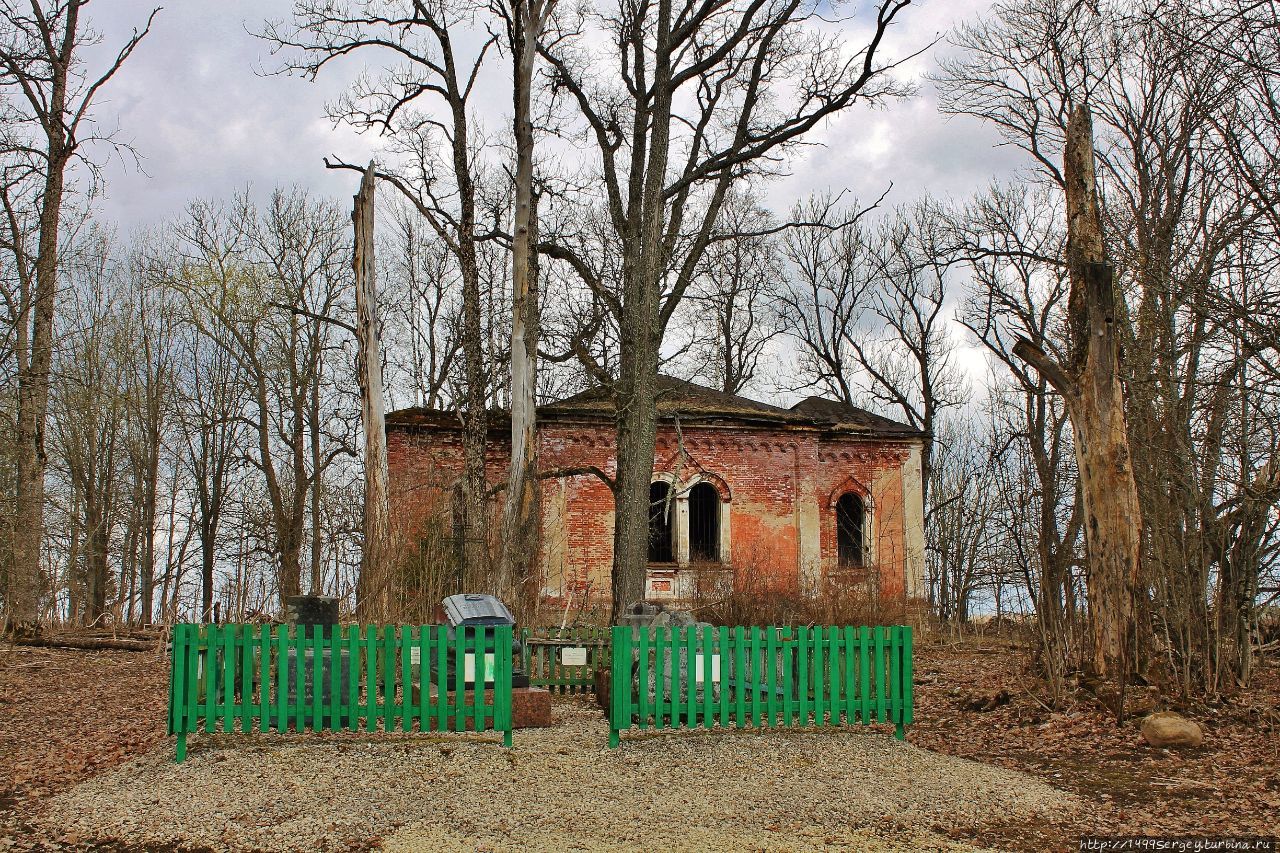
[463,652,496,683]
[561,647,588,667]
[694,653,721,684]
[409,647,420,665]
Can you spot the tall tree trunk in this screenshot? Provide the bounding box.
[608,0,675,622]
[1014,106,1142,680]
[352,163,390,618]
[498,0,549,602]
[611,286,662,620]
[309,362,323,594]
[138,412,161,624]
[10,154,66,630]
[448,98,489,590]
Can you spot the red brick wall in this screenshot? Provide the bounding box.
[386,419,915,603]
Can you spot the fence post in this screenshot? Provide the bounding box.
[897,625,913,740]
[496,626,513,747]
[609,626,631,748]
[171,624,188,763]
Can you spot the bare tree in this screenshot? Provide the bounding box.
[379,197,461,410]
[684,191,784,395]
[265,0,500,583]
[775,197,879,406]
[172,191,355,610]
[939,0,1280,692]
[175,321,245,621]
[49,236,129,624]
[954,183,1084,693]
[0,0,157,630]
[536,0,916,619]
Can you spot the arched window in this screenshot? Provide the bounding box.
[648,481,674,563]
[836,492,864,566]
[688,482,720,562]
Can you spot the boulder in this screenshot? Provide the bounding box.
[1141,711,1203,749]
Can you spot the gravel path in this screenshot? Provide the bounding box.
[32,698,1080,851]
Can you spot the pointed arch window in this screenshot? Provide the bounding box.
[836,492,865,567]
[648,481,674,563]
[688,481,720,562]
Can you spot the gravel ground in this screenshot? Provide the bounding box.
[29,698,1080,852]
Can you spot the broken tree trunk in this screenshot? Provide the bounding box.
[1012,105,1142,680]
[352,162,391,620]
[497,0,551,605]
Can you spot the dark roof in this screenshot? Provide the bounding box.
[787,395,923,435]
[541,376,794,420]
[386,376,924,439]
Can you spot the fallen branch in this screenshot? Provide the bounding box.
[10,635,157,652]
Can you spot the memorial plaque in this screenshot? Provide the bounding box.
[694,653,721,684]
[463,652,496,683]
[561,647,588,666]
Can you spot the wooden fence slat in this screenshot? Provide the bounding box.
[655,627,668,729]
[312,625,324,732]
[797,626,809,726]
[762,625,773,722]
[333,626,343,728]
[700,625,713,729]
[497,626,512,745]
[275,625,288,732]
[843,626,855,724]
[169,625,184,738]
[859,626,871,724]
[257,624,270,732]
[400,626,413,733]
[415,625,428,731]
[636,627,650,729]
[683,627,695,727]
[343,626,356,730]
[733,626,745,729]
[874,626,887,723]
[887,627,899,729]
[902,626,914,728]
[778,625,788,722]
[814,626,825,725]
[219,626,233,732]
[452,626,465,732]
[828,627,841,726]
[717,626,729,727]
[608,626,629,747]
[748,626,760,727]
[237,625,251,732]
[435,626,448,733]
[475,627,489,731]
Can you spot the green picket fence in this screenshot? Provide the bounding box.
[168,623,514,762]
[519,626,611,693]
[608,625,913,747]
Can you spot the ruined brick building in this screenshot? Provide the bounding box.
[386,377,926,606]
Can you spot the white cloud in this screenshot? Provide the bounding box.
[84,0,1025,232]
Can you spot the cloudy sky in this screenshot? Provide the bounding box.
[87,0,1023,233]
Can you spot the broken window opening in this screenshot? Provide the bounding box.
[836,492,865,567]
[648,481,674,563]
[689,481,720,562]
